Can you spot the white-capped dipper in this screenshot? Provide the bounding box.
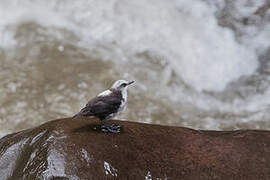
[73,80,135,133]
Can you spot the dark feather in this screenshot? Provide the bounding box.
[73,90,123,120]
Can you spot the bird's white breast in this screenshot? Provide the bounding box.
[119,88,127,113]
[121,88,127,102]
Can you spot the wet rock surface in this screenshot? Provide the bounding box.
[1,117,270,180]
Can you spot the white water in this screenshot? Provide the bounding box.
[0,0,270,137]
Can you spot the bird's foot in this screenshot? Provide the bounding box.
[111,124,121,129]
[101,123,121,134]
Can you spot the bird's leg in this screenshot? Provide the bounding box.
[101,120,121,133]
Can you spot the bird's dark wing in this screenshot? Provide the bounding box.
[75,94,122,119]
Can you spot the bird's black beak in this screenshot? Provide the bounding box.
[127,80,135,85]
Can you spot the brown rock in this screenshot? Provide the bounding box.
[1,117,270,179]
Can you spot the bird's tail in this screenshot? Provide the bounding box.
[72,113,81,119]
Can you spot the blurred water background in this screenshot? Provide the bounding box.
[0,0,270,137]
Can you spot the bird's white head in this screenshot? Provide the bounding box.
[111,80,135,92]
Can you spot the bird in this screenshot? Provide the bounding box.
[73,80,135,133]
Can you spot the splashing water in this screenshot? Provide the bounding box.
[0,0,270,137]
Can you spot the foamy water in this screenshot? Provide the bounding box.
[0,0,270,137]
